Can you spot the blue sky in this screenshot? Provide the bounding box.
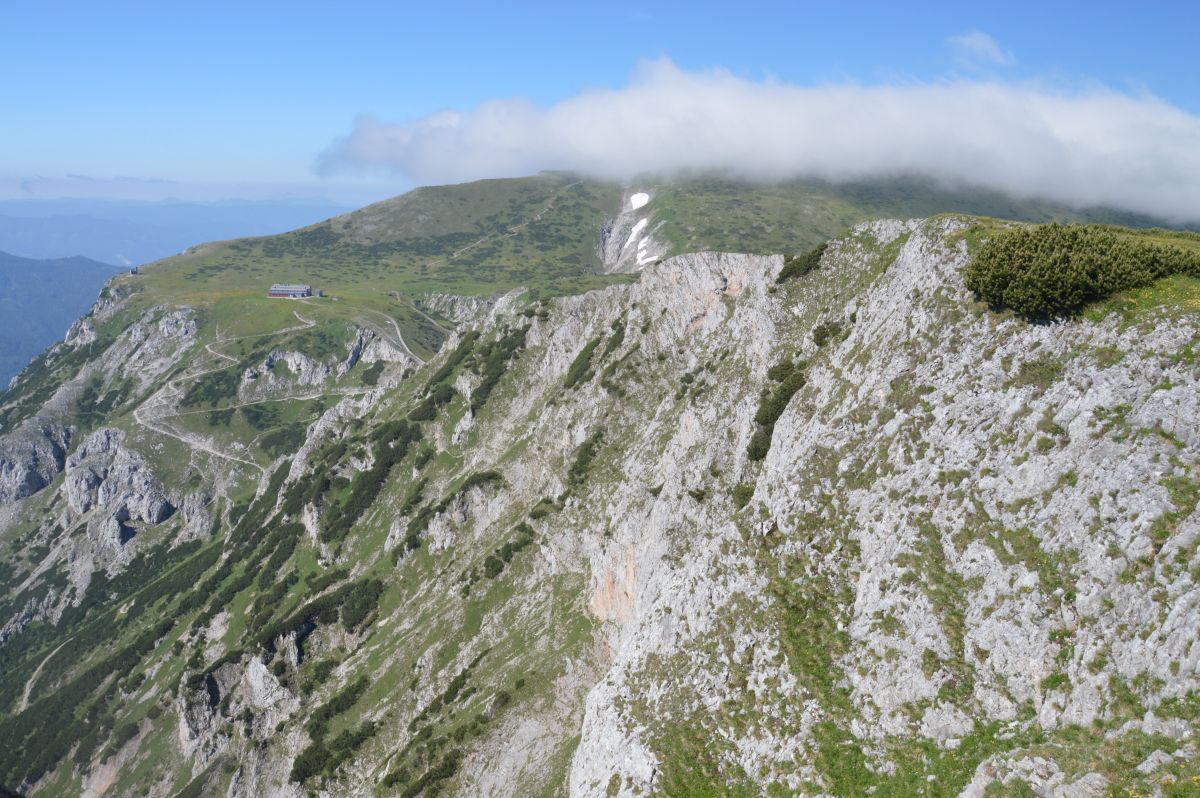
[4,1,1199,211]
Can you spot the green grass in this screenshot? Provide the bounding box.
[654,718,758,797]
[651,174,1177,259]
[116,174,635,361]
[1083,273,1200,322]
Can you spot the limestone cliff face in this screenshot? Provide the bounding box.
[0,218,1197,797]
[559,219,1200,796]
[439,218,1197,796]
[58,425,179,587]
[64,427,175,524]
[0,424,71,505]
[0,292,198,506]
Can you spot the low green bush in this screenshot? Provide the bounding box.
[564,337,602,389]
[747,359,806,462]
[600,318,626,359]
[483,523,536,579]
[407,382,456,421]
[777,242,828,283]
[360,361,384,386]
[305,675,369,740]
[423,330,478,389]
[811,321,843,348]
[568,429,605,486]
[180,368,240,408]
[339,579,384,629]
[321,422,421,542]
[260,423,307,457]
[470,326,527,413]
[965,223,1200,318]
[458,470,503,495]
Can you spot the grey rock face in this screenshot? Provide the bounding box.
[418,293,490,324]
[64,427,175,527]
[243,349,332,389]
[64,316,97,346]
[0,424,70,504]
[0,295,198,512]
[538,219,1199,795]
[240,326,413,401]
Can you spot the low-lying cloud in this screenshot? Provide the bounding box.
[321,59,1200,222]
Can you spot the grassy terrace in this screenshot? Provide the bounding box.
[115,174,634,359]
[644,174,1179,257]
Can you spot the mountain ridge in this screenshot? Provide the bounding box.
[0,251,125,388]
[0,199,354,266]
[0,176,1197,796]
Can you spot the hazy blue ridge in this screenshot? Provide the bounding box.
[0,199,352,265]
[0,250,124,386]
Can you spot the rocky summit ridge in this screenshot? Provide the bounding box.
[0,201,1197,798]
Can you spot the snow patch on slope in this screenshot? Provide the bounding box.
[603,189,666,272]
[623,218,648,250]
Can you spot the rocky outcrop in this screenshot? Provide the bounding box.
[243,348,331,391]
[114,308,199,391]
[1,297,197,510]
[64,427,175,526]
[64,316,97,346]
[417,291,527,326]
[241,326,413,400]
[338,327,412,377]
[416,294,490,324]
[0,424,71,504]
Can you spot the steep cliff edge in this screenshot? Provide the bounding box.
[0,217,1197,797]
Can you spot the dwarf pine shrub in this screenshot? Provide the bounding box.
[965,224,1200,318]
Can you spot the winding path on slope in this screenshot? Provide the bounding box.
[131,309,322,475]
[289,297,425,366]
[19,637,71,711]
[352,306,426,366]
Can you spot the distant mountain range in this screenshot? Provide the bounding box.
[0,198,353,266]
[0,251,125,386]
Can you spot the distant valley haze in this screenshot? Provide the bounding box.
[0,251,124,386]
[0,198,353,266]
[0,199,351,385]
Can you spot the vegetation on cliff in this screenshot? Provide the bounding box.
[965,223,1200,318]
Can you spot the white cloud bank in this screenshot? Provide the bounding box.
[321,59,1200,222]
